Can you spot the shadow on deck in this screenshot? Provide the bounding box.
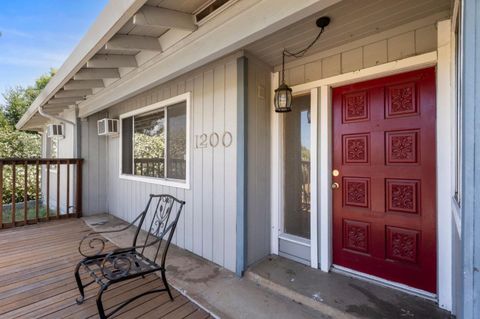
[0,219,211,319]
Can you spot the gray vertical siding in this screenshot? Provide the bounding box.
[41,109,77,213]
[461,0,480,316]
[81,111,108,215]
[87,55,239,272]
[246,55,272,266]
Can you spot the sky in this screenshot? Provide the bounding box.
[0,0,108,104]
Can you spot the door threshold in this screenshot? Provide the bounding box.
[331,265,437,302]
[278,233,310,247]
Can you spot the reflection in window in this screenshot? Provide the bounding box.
[134,109,165,178]
[121,101,187,181]
[284,94,311,239]
[167,103,187,179]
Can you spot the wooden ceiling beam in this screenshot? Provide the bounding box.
[64,80,105,90]
[133,6,197,31]
[105,35,162,51]
[41,106,70,112]
[55,89,93,98]
[74,68,120,80]
[47,97,82,105]
[87,54,138,68]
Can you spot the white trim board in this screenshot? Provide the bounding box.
[270,72,280,255]
[435,19,453,311]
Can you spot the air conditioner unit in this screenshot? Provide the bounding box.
[46,124,65,139]
[97,118,119,136]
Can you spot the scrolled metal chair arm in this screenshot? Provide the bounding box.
[78,233,109,257]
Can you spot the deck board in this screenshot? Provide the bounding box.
[0,219,211,319]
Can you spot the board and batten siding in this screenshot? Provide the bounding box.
[278,21,441,86]
[245,55,272,266]
[88,54,239,272]
[81,111,108,215]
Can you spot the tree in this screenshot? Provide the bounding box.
[0,68,56,128]
[0,69,55,204]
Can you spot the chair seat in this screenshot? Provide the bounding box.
[80,250,162,286]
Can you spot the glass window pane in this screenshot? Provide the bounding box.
[122,117,133,175]
[167,102,187,180]
[283,94,311,239]
[133,110,165,178]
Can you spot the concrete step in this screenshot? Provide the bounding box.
[245,255,452,319]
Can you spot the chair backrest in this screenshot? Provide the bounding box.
[132,194,185,267]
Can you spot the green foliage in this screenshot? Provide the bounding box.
[134,133,165,158]
[0,69,55,128]
[0,69,55,204]
[301,146,310,161]
[0,129,41,158]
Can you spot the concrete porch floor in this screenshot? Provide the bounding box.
[84,214,327,319]
[247,256,452,319]
[84,214,452,319]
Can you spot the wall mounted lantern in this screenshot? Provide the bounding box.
[274,16,331,113]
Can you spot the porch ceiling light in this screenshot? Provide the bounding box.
[274,16,330,113]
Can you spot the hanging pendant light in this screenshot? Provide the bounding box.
[274,53,293,112]
[274,16,330,113]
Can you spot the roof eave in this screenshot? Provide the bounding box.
[16,0,147,130]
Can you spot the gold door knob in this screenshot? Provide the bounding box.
[332,182,340,189]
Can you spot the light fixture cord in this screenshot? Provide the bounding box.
[281,27,326,83]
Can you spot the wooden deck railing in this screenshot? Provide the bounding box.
[0,158,83,229]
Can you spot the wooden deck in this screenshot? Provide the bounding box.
[0,219,211,319]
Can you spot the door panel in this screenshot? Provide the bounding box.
[332,68,437,293]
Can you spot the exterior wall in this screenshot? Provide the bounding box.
[41,108,76,213]
[460,0,480,316]
[81,111,108,215]
[245,55,272,266]
[277,20,441,86]
[452,221,462,315]
[86,54,239,272]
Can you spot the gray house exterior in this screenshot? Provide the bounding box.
[16,0,479,317]
[459,0,480,317]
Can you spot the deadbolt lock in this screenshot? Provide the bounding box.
[332,169,339,177]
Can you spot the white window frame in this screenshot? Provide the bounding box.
[119,92,191,189]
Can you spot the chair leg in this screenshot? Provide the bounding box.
[160,269,174,301]
[96,285,108,319]
[74,263,85,304]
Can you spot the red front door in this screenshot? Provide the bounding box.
[332,68,437,293]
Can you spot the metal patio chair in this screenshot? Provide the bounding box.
[74,194,185,319]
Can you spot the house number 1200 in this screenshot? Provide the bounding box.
[195,132,232,148]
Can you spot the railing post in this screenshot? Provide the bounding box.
[35,161,39,222]
[0,161,3,229]
[66,160,70,217]
[75,160,82,217]
[11,162,16,226]
[56,161,60,218]
[24,162,28,224]
[46,161,50,221]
